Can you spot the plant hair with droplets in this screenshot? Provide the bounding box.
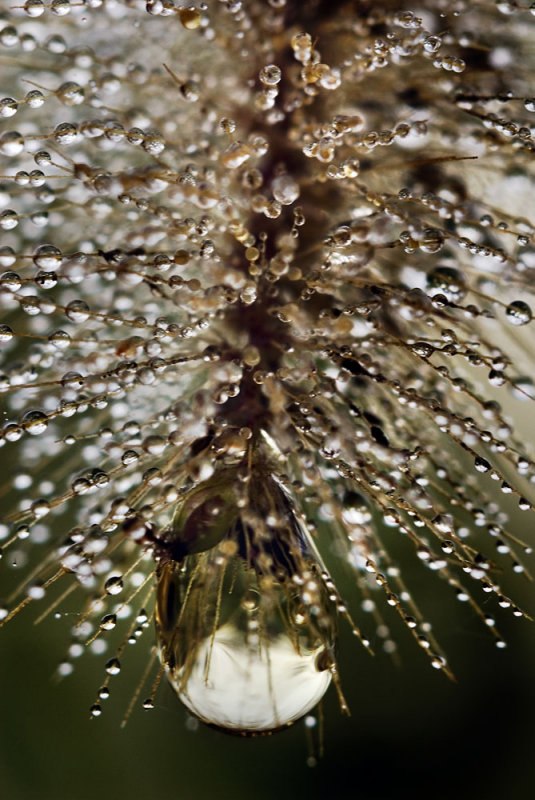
[0,0,535,739]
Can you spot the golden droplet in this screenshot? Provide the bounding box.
[179,7,202,31]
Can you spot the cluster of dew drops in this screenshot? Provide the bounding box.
[0,0,534,722]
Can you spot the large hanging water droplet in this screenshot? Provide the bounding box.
[155,468,337,734]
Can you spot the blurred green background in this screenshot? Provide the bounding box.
[1,547,534,800]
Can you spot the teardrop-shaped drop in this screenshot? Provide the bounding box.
[155,469,337,734]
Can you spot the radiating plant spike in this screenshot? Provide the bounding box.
[0,0,535,738]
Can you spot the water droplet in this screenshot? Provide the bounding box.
[488,370,506,387]
[105,657,121,675]
[419,228,445,254]
[156,470,336,733]
[0,98,18,118]
[260,64,281,86]
[0,131,24,157]
[57,81,84,106]
[505,300,532,326]
[272,175,300,205]
[220,141,251,169]
[33,244,63,270]
[104,576,123,596]
[0,325,13,343]
[65,300,90,323]
[411,341,434,358]
[22,410,48,436]
[180,80,200,102]
[100,613,117,631]
[427,266,466,301]
[179,7,203,29]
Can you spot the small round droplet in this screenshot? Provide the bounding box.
[220,141,251,169]
[272,175,300,205]
[22,410,48,436]
[179,7,202,29]
[259,64,281,86]
[105,657,121,676]
[104,576,123,596]
[100,613,117,631]
[505,300,532,326]
[0,325,13,343]
[474,456,491,473]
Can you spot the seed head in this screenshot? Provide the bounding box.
[0,0,534,738]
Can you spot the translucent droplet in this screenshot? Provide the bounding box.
[56,81,84,106]
[488,369,506,387]
[427,266,467,301]
[272,175,300,205]
[179,7,203,29]
[259,64,281,86]
[505,300,532,326]
[0,325,13,343]
[0,131,24,157]
[104,576,123,595]
[419,228,444,254]
[33,244,63,271]
[48,330,71,350]
[105,657,121,675]
[25,90,44,108]
[22,410,48,436]
[65,300,90,323]
[156,469,336,733]
[0,98,18,118]
[51,0,71,16]
[220,141,251,169]
[100,613,117,631]
[180,80,200,102]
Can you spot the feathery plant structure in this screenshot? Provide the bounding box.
[1,0,535,736]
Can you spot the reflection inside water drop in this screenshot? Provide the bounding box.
[155,468,337,734]
[163,613,331,733]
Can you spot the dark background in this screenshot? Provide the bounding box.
[1,550,534,800]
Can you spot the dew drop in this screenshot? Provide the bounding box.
[179,7,203,29]
[505,300,532,326]
[104,576,123,596]
[100,613,117,631]
[220,141,251,169]
[0,325,13,343]
[474,456,491,473]
[105,657,121,676]
[272,175,300,205]
[65,300,90,323]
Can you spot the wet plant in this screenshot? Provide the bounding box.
[1,0,535,737]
